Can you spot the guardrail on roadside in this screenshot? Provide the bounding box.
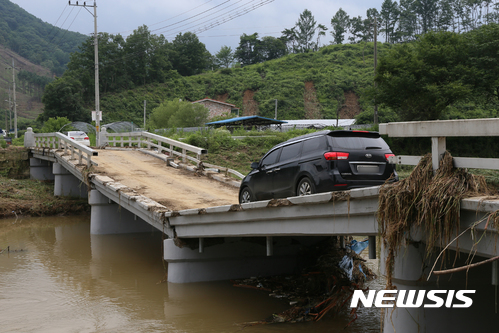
[25,128,98,168]
[379,118,499,171]
[103,129,207,166]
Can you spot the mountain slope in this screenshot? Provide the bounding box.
[0,0,87,75]
[100,42,388,123]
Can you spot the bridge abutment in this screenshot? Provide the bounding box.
[89,189,156,234]
[30,158,54,181]
[53,162,88,198]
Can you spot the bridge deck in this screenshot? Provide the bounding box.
[91,149,239,211]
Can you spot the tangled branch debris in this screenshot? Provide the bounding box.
[378,152,492,288]
[232,238,376,325]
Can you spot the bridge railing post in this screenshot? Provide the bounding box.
[431,137,446,172]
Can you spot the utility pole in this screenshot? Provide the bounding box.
[5,60,19,138]
[69,1,100,146]
[7,87,12,131]
[274,99,278,119]
[12,59,17,138]
[143,100,146,128]
[373,17,378,126]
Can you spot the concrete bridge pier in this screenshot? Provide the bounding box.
[163,236,321,283]
[30,158,54,181]
[381,241,499,333]
[89,189,156,235]
[53,162,88,198]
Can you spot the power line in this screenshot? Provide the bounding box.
[112,0,216,35]
[192,0,276,35]
[52,7,83,47]
[155,0,258,35]
[48,5,76,44]
[151,0,233,33]
[91,0,275,67]
[46,3,69,40]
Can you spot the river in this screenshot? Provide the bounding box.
[0,215,382,333]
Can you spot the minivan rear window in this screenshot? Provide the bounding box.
[330,137,390,150]
[279,142,302,163]
[302,136,327,153]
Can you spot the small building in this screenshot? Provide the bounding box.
[192,98,240,119]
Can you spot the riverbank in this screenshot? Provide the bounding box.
[0,175,90,219]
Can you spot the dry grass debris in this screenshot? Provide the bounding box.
[378,151,492,287]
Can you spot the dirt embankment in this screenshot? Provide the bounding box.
[0,147,88,219]
[0,176,90,219]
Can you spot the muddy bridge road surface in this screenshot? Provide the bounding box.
[92,150,239,211]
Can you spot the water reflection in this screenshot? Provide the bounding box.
[0,216,381,332]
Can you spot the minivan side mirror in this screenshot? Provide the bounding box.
[250,162,259,169]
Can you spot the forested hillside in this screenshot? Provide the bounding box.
[0,0,87,75]
[0,0,88,125]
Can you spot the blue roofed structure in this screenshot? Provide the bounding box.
[205,116,287,128]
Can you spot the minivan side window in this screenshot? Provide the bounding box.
[278,142,302,163]
[260,148,281,167]
[302,137,327,154]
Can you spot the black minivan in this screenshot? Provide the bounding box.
[238,130,398,203]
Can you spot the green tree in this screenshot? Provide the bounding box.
[295,9,317,52]
[280,27,297,53]
[41,117,71,133]
[170,32,211,76]
[40,76,89,122]
[331,8,350,44]
[149,100,180,129]
[380,0,400,43]
[235,33,262,66]
[149,99,209,129]
[259,36,287,61]
[315,24,328,49]
[169,103,209,128]
[373,31,475,120]
[465,23,499,102]
[397,0,418,41]
[215,45,235,68]
[414,0,439,33]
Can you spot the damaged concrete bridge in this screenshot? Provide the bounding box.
[24,118,499,333]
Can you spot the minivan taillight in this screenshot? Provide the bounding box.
[84,137,89,140]
[385,153,395,161]
[324,152,349,160]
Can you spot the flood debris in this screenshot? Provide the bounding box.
[378,152,494,288]
[232,237,376,325]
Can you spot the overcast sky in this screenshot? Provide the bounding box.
[10,0,384,54]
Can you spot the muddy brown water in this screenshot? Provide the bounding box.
[0,215,383,332]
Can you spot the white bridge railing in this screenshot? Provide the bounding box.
[379,118,499,171]
[104,130,207,166]
[25,129,97,168]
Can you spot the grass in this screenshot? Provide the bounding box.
[0,175,90,218]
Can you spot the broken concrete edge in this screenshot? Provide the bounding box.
[91,173,171,214]
[164,187,381,218]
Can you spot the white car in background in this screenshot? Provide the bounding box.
[66,131,91,147]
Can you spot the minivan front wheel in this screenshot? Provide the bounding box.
[297,177,315,196]
[239,187,254,204]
